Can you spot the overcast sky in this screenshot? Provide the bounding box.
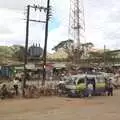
[0,0,120,52]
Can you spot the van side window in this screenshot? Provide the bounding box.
[77,79,84,84]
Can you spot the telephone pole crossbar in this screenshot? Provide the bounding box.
[24,19,46,23]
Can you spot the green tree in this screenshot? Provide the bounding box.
[52,39,74,51]
[82,42,94,51]
[52,40,94,62]
[11,45,25,61]
[52,39,74,61]
[0,46,14,64]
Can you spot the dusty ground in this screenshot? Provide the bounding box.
[0,90,120,120]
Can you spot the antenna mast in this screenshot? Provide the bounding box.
[69,0,85,64]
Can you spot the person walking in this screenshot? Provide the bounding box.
[107,78,113,96]
[88,83,93,97]
[13,77,19,96]
[105,78,108,95]
[1,84,8,99]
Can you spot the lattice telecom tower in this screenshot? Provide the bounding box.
[68,0,85,64]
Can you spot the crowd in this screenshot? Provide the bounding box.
[0,66,120,99]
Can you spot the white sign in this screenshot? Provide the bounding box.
[15,67,24,70]
[25,64,35,69]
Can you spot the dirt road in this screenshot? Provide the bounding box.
[0,90,120,120]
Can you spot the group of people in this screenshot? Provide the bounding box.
[87,77,113,97]
[0,77,20,99]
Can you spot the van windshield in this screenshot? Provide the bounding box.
[65,78,76,85]
[77,78,85,84]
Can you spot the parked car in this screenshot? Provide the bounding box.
[63,73,109,97]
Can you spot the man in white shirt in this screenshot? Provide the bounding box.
[13,77,19,95]
[88,83,93,97]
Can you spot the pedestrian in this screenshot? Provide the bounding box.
[13,77,19,96]
[105,78,108,95]
[1,84,8,99]
[107,78,113,96]
[88,82,93,97]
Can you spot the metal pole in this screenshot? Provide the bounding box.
[42,0,50,86]
[23,5,30,96]
[104,45,106,72]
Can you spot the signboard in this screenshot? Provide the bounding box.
[14,67,24,70]
[25,64,35,69]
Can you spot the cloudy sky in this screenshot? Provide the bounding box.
[0,0,120,52]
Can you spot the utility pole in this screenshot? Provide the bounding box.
[23,5,30,96]
[104,45,106,72]
[42,0,50,86]
[23,2,51,96]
